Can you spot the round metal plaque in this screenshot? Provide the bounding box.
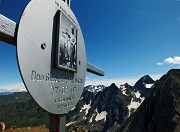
[17,0,86,114]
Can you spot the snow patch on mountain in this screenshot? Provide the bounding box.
[95,110,107,122]
[80,103,91,115]
[127,99,140,111]
[145,83,154,88]
[66,121,76,127]
[89,116,93,123]
[89,114,94,123]
[121,85,128,96]
[127,97,144,116]
[135,91,141,98]
[88,109,107,123]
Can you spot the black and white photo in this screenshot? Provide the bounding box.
[56,12,77,72]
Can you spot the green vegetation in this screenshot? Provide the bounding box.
[0,92,49,128]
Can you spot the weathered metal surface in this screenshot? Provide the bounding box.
[87,62,105,76]
[17,0,86,114]
[0,14,17,45]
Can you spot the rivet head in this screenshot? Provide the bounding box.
[41,43,46,50]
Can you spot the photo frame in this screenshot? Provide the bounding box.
[55,11,77,72]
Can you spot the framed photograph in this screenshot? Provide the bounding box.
[55,11,77,72]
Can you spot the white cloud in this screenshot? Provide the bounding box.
[157,56,180,66]
[164,56,180,65]
[150,74,163,80]
[0,82,26,92]
[85,74,162,86]
[85,78,136,87]
[156,62,164,66]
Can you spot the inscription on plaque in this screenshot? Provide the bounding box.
[55,96,74,110]
[31,70,83,83]
[30,70,80,110]
[50,86,76,95]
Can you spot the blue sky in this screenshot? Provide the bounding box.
[0,0,180,89]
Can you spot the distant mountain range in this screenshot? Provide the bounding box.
[0,69,180,132]
[0,92,13,96]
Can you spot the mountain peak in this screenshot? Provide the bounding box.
[124,83,131,87]
[167,69,180,77]
[139,75,155,84]
[110,83,117,87]
[134,75,155,97]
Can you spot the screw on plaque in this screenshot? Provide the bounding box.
[79,61,81,65]
[41,43,46,50]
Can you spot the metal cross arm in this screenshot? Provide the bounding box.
[0,14,105,76]
[0,14,17,45]
[87,62,104,76]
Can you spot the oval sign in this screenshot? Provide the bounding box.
[17,0,86,114]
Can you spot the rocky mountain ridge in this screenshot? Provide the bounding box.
[66,75,155,131]
[117,69,180,132]
[1,70,179,132]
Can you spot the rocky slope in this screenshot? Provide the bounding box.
[66,75,155,131]
[117,69,180,132]
[66,83,130,131]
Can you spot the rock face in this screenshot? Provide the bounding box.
[66,80,148,131]
[67,84,130,131]
[134,75,155,97]
[118,69,180,132]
